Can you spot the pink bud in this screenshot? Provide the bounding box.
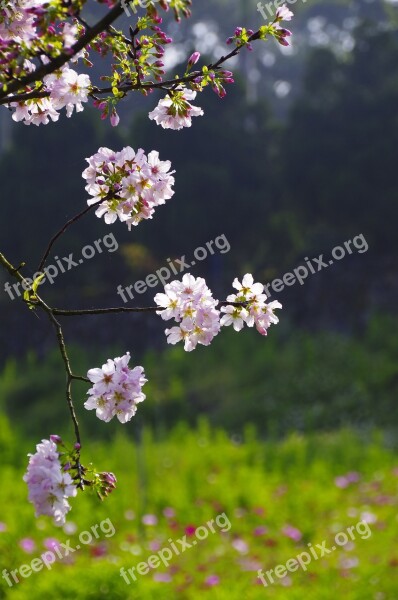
[110,109,120,127]
[188,51,200,67]
[50,435,62,444]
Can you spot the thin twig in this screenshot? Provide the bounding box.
[37,199,103,273]
[36,299,82,447]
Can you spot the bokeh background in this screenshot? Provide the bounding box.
[1,0,398,597]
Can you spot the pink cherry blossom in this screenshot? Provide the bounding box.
[275,5,294,22]
[148,87,204,130]
[155,274,221,351]
[82,146,175,229]
[84,352,147,423]
[221,273,282,335]
[23,438,77,526]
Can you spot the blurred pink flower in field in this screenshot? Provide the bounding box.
[282,525,302,542]
[335,476,349,489]
[232,538,249,554]
[205,575,220,586]
[154,572,172,582]
[148,539,162,551]
[392,467,398,477]
[63,521,77,535]
[274,485,288,497]
[375,495,393,505]
[124,510,135,521]
[0,522,7,532]
[142,514,158,526]
[163,507,175,518]
[90,543,107,557]
[264,538,278,547]
[340,557,359,569]
[20,538,36,553]
[234,508,247,518]
[360,511,377,524]
[253,507,265,516]
[281,576,292,586]
[335,472,360,488]
[253,526,268,536]
[185,525,196,536]
[238,558,263,571]
[44,538,60,551]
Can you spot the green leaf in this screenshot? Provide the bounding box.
[23,272,45,309]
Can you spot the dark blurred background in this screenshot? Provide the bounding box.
[1,0,397,443]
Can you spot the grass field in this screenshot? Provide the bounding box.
[0,422,397,599]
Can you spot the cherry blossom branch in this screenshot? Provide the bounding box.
[96,30,262,96]
[0,29,261,106]
[0,251,84,450]
[0,2,124,101]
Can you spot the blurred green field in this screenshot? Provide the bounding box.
[1,421,397,599]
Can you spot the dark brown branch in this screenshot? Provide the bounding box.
[45,308,82,446]
[0,252,84,450]
[52,301,248,316]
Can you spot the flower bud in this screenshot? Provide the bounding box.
[188,51,200,67]
[110,109,120,127]
[50,435,62,444]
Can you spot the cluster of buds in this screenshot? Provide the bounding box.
[98,472,117,498]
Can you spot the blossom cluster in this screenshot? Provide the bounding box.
[228,5,293,49]
[155,274,221,351]
[0,0,50,45]
[82,146,175,228]
[149,87,204,130]
[273,4,294,47]
[154,273,282,351]
[23,438,77,526]
[220,273,282,335]
[10,65,91,125]
[84,352,147,423]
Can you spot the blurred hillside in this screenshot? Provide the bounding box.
[0,0,397,441]
[0,13,397,356]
